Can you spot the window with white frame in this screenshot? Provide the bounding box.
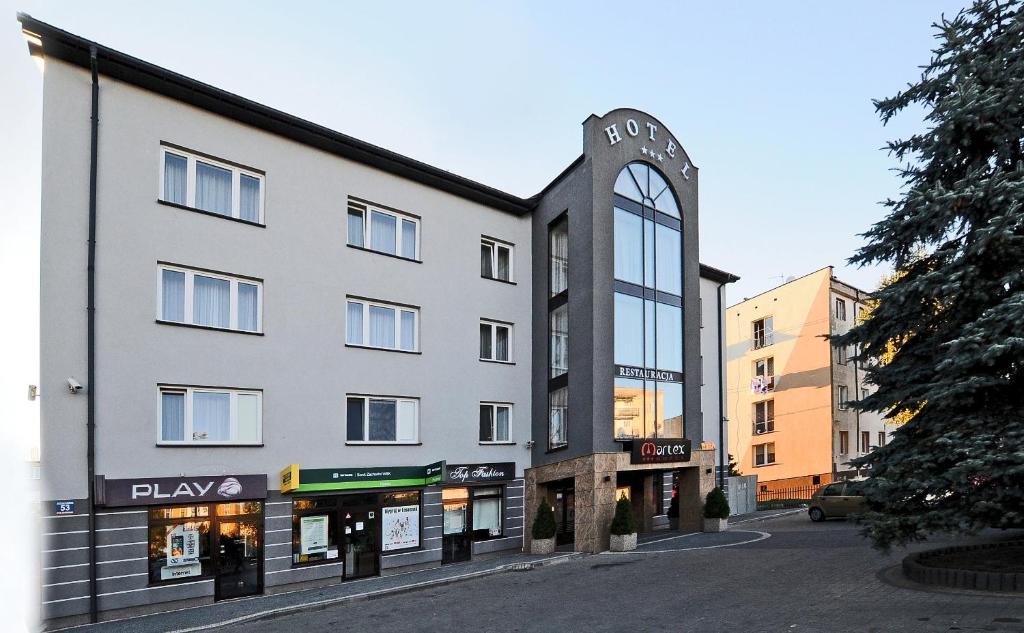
[479,403,511,443]
[158,265,262,332]
[753,400,775,434]
[347,200,419,260]
[158,386,262,444]
[752,316,774,349]
[753,442,776,466]
[481,238,513,282]
[346,396,418,443]
[838,385,849,410]
[160,146,264,223]
[480,320,512,362]
[878,431,886,447]
[753,357,775,391]
[346,298,418,352]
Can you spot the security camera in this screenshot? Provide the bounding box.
[67,377,83,394]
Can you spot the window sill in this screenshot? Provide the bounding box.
[346,243,422,264]
[345,442,422,446]
[157,443,265,447]
[546,444,568,454]
[345,343,421,355]
[157,199,265,227]
[156,319,264,336]
[751,462,778,468]
[481,275,517,286]
[479,359,516,366]
[479,441,516,446]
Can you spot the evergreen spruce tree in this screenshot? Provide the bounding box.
[531,500,557,540]
[838,0,1024,549]
[610,494,637,535]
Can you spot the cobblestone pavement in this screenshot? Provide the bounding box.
[232,513,1024,633]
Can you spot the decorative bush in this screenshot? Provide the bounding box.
[610,494,636,535]
[532,500,556,540]
[704,487,730,519]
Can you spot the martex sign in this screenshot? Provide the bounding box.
[630,438,692,465]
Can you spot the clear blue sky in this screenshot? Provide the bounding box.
[0,0,969,451]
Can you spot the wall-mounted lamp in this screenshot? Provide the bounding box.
[603,475,611,482]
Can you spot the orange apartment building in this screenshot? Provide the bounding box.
[725,267,894,493]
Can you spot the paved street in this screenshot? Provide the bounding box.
[231,513,1024,633]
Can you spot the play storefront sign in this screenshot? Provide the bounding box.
[94,474,267,506]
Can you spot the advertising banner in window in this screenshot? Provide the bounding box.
[300,515,329,555]
[445,463,515,484]
[615,365,683,383]
[630,438,693,464]
[161,524,202,580]
[382,505,420,551]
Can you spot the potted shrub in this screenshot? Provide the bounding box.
[530,500,557,555]
[609,493,637,552]
[703,487,730,532]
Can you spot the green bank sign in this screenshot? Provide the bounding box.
[280,461,445,493]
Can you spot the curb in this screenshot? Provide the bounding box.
[902,540,1024,593]
[170,553,585,632]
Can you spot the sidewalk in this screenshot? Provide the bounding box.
[54,551,583,633]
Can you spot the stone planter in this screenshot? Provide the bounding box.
[531,537,556,555]
[609,532,637,552]
[703,517,728,533]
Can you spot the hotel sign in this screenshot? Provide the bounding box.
[615,365,683,383]
[280,461,445,493]
[631,439,692,465]
[94,474,267,507]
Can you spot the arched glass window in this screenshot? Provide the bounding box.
[612,162,684,440]
[613,163,680,218]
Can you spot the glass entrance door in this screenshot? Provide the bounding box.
[442,488,471,564]
[343,507,379,580]
[214,502,262,601]
[554,485,575,545]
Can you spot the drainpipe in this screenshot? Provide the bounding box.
[716,282,726,489]
[86,44,99,624]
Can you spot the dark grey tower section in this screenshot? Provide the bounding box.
[531,109,702,468]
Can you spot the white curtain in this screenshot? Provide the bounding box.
[400,311,415,351]
[239,174,260,222]
[495,406,509,441]
[348,211,364,247]
[161,392,184,441]
[550,306,568,378]
[195,161,232,215]
[473,497,501,535]
[401,219,416,259]
[550,220,568,295]
[496,326,509,361]
[193,275,230,328]
[347,302,364,344]
[161,270,185,322]
[370,211,397,254]
[163,153,187,204]
[238,283,258,331]
[193,392,230,441]
[369,306,395,348]
[549,387,567,446]
[480,244,493,278]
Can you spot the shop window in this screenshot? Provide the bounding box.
[291,497,339,565]
[471,487,503,540]
[382,490,421,552]
[148,505,213,584]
